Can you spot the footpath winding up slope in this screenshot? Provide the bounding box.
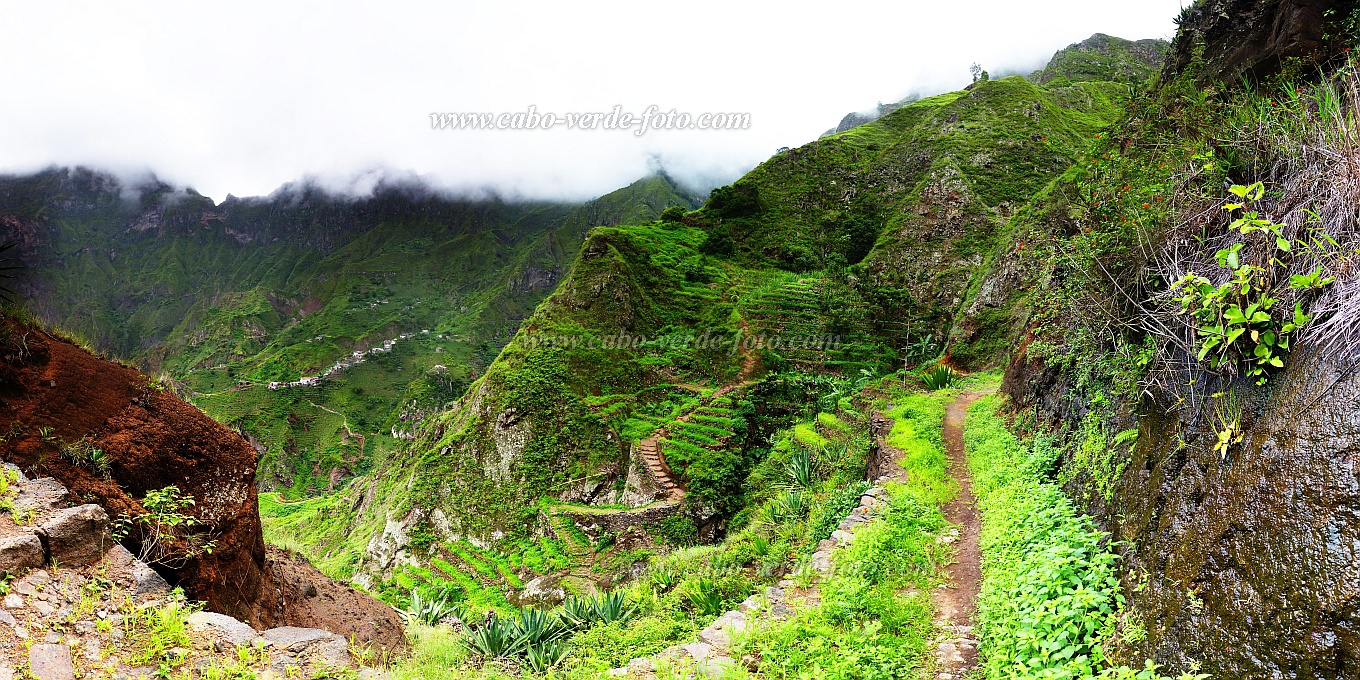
[933,391,989,679]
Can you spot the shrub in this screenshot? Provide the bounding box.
[807,481,871,543]
[114,486,216,569]
[659,206,686,223]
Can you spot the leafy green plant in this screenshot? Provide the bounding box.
[1172,183,1332,385]
[808,481,872,542]
[114,486,216,569]
[920,363,958,390]
[61,437,112,478]
[784,447,817,491]
[1211,391,1244,460]
[684,578,726,616]
[594,532,616,553]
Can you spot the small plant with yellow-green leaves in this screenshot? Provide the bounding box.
[112,486,216,569]
[1172,183,1335,385]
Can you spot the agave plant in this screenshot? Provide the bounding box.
[750,533,771,558]
[920,363,958,390]
[784,447,817,491]
[558,595,595,629]
[769,490,809,524]
[461,613,524,658]
[591,590,637,624]
[523,639,568,674]
[509,607,569,647]
[684,578,726,617]
[648,567,680,594]
[405,588,462,626]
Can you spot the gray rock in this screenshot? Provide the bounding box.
[28,643,75,680]
[0,608,14,626]
[74,620,96,635]
[697,610,748,650]
[103,545,169,598]
[4,593,23,609]
[263,626,334,652]
[31,600,55,616]
[263,626,351,670]
[513,574,566,607]
[0,530,44,573]
[14,478,68,515]
[811,549,834,573]
[680,641,735,678]
[187,611,260,647]
[0,661,14,680]
[40,504,109,567]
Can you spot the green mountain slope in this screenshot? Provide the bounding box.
[289,35,1168,596]
[3,170,702,495]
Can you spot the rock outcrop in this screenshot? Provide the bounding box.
[1165,0,1359,83]
[0,468,385,679]
[0,317,404,650]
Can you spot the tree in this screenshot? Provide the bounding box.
[659,206,686,223]
[970,63,983,83]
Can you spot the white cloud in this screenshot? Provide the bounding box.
[0,0,1187,202]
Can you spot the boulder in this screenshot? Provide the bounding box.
[38,504,109,567]
[263,626,351,672]
[13,478,68,516]
[188,611,260,647]
[27,644,74,680]
[512,574,566,608]
[0,530,44,573]
[103,544,169,599]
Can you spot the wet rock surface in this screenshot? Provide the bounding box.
[1165,0,1356,84]
[1009,343,1360,677]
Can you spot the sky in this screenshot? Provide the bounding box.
[0,1,1188,203]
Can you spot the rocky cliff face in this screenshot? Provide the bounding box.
[1165,0,1360,83]
[994,1,1360,676]
[0,314,403,649]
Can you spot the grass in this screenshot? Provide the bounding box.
[883,393,955,505]
[734,387,954,679]
[965,396,1199,680]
